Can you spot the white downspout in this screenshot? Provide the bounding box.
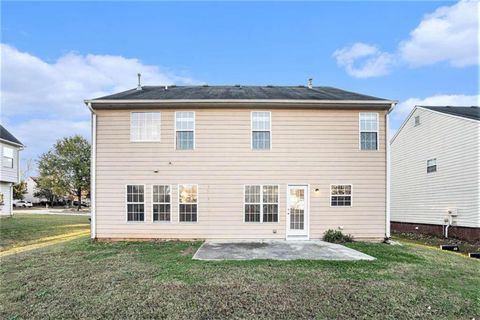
[385,103,395,239]
[88,102,97,239]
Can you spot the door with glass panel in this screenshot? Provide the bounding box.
[286,185,309,239]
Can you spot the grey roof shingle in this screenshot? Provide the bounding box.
[92,85,391,102]
[0,125,23,146]
[421,106,479,121]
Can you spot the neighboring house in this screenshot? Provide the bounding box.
[391,106,480,240]
[0,125,24,216]
[85,84,395,241]
[24,176,47,204]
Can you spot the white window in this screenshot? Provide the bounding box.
[244,185,278,222]
[3,147,14,168]
[251,112,271,150]
[330,185,352,207]
[130,112,161,142]
[359,112,379,150]
[414,115,420,126]
[175,112,195,150]
[153,185,171,222]
[126,185,145,221]
[427,158,437,173]
[179,184,197,222]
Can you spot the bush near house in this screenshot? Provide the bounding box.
[323,229,354,243]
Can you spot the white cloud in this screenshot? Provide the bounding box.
[390,94,480,137]
[332,43,395,78]
[399,0,479,67]
[0,43,200,169]
[334,1,479,77]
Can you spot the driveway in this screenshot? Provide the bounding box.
[193,240,375,261]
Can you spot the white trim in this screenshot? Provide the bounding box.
[86,99,396,105]
[385,110,391,238]
[243,184,280,223]
[178,184,198,223]
[174,111,196,150]
[130,112,161,142]
[251,111,272,150]
[125,184,146,222]
[90,111,97,238]
[151,184,172,223]
[286,184,310,239]
[359,112,379,151]
[329,184,353,208]
[0,138,24,148]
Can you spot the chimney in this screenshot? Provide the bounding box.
[136,73,142,90]
[308,78,313,89]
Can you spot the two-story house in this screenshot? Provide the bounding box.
[391,106,479,240]
[85,85,395,241]
[0,125,24,216]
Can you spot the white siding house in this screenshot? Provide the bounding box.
[0,125,24,216]
[391,106,479,240]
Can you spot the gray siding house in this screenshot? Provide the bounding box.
[391,106,480,240]
[0,125,24,216]
[86,85,395,241]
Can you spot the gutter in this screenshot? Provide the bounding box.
[385,102,397,239]
[86,102,97,240]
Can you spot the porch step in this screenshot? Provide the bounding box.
[286,235,309,240]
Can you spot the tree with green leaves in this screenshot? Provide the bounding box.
[37,135,90,210]
[13,181,27,200]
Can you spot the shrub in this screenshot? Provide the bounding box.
[323,229,354,243]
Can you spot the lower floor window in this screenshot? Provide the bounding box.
[179,184,198,222]
[244,185,278,222]
[153,185,171,222]
[127,185,145,221]
[330,185,352,207]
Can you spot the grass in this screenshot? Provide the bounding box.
[392,231,480,254]
[1,214,479,319]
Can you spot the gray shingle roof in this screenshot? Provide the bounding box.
[92,85,391,102]
[421,106,479,121]
[0,125,23,146]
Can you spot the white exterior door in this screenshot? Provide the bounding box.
[286,185,309,239]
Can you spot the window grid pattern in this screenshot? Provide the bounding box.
[244,185,278,222]
[252,112,271,150]
[179,185,198,222]
[289,189,305,230]
[153,185,171,222]
[175,112,195,150]
[3,147,14,168]
[130,112,161,141]
[427,158,437,173]
[359,112,378,150]
[331,185,352,207]
[127,185,145,221]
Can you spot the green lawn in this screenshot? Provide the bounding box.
[0,214,479,319]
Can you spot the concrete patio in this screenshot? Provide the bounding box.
[193,240,375,261]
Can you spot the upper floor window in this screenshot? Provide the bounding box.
[2,147,14,168]
[130,112,161,142]
[414,115,420,126]
[427,158,437,173]
[359,112,378,150]
[126,185,145,222]
[251,111,271,150]
[175,112,195,150]
[330,185,352,207]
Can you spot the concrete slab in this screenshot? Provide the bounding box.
[193,240,375,261]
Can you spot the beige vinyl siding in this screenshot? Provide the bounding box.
[391,108,480,228]
[95,107,387,240]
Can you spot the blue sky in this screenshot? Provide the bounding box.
[1,1,478,174]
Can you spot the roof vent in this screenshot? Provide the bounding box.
[136,73,142,91]
[308,78,313,89]
[266,85,273,88]
[165,85,168,90]
[202,84,209,87]
[235,84,242,88]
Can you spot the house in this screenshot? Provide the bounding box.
[391,106,480,240]
[24,176,47,205]
[0,125,24,216]
[85,84,395,241]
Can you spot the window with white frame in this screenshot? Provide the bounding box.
[153,185,171,222]
[359,112,379,150]
[2,147,14,168]
[126,185,145,221]
[251,112,271,150]
[244,185,278,222]
[175,112,195,150]
[427,158,437,173]
[330,185,352,207]
[179,184,197,222]
[130,112,161,142]
[414,115,420,126]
